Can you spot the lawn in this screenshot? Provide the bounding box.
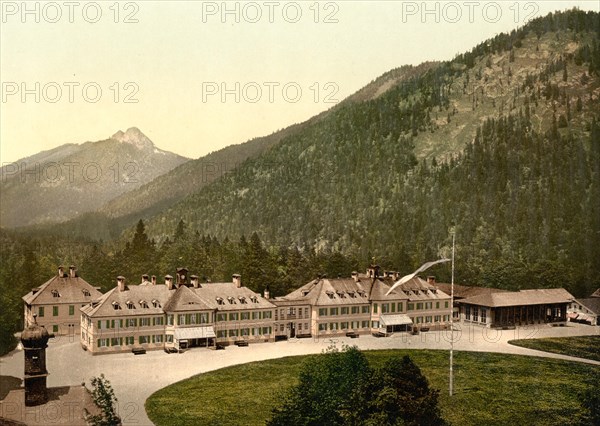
[146,350,599,426]
[508,335,600,362]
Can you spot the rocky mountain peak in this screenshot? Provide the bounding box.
[111,127,154,150]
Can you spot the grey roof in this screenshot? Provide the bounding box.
[577,298,600,314]
[190,282,276,311]
[380,314,413,326]
[459,288,574,308]
[435,283,507,299]
[388,277,450,301]
[274,277,409,306]
[81,280,275,318]
[81,284,172,318]
[23,274,102,305]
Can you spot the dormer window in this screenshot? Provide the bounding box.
[112,301,122,310]
[227,296,236,304]
[51,290,61,298]
[250,296,258,303]
[337,291,345,298]
[82,289,91,297]
[139,300,149,309]
[216,297,224,305]
[239,296,247,304]
[152,299,161,308]
[326,291,334,299]
[302,290,310,297]
[126,301,135,309]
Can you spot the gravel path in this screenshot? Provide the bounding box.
[1,322,598,425]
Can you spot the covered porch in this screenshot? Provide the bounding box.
[174,326,216,350]
[380,314,413,333]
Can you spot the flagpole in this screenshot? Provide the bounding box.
[449,229,455,396]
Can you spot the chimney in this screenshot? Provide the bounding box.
[232,274,241,288]
[393,271,400,281]
[117,276,126,292]
[427,276,436,285]
[351,271,359,282]
[367,265,379,279]
[190,275,200,288]
[165,275,174,290]
[151,275,156,286]
[58,266,64,277]
[142,274,149,284]
[263,285,270,300]
[69,265,77,278]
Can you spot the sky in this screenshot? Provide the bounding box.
[1,0,598,163]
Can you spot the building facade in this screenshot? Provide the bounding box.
[80,270,276,355]
[22,266,103,336]
[568,298,600,326]
[457,288,574,328]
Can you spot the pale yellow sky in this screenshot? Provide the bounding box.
[1,1,598,163]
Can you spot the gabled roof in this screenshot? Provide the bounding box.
[459,288,574,308]
[275,277,409,306]
[381,277,450,301]
[163,285,212,312]
[23,274,102,305]
[590,288,600,298]
[81,284,172,318]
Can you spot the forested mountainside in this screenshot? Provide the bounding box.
[141,10,599,293]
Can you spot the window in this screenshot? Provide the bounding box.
[425,316,432,323]
[98,338,108,348]
[126,301,135,309]
[382,304,389,314]
[216,297,224,305]
[436,302,440,309]
[82,289,91,297]
[416,303,423,310]
[153,316,164,326]
[341,322,348,330]
[200,313,209,323]
[362,306,369,314]
[38,306,44,317]
[326,291,334,299]
[239,296,247,304]
[481,309,487,323]
[217,330,227,338]
[241,328,249,336]
[112,302,122,310]
[351,306,359,314]
[263,311,272,319]
[252,311,260,320]
[153,335,164,343]
[373,304,378,314]
[140,318,151,327]
[229,312,239,321]
[407,303,415,311]
[228,329,239,337]
[262,327,271,335]
[434,315,441,322]
[391,303,396,313]
[52,325,58,333]
[473,307,479,322]
[178,314,186,325]
[51,290,61,298]
[167,315,174,325]
[445,301,449,308]
[217,313,227,322]
[319,308,327,316]
[53,306,59,316]
[318,323,327,332]
[416,317,423,324]
[329,323,338,331]
[125,336,134,345]
[166,335,174,343]
[397,302,403,312]
[111,338,122,346]
[140,300,149,309]
[126,318,137,328]
[329,307,339,316]
[227,297,236,305]
[241,312,250,321]
[465,306,471,320]
[361,320,370,328]
[341,307,349,315]
[371,321,379,328]
[69,305,74,315]
[152,299,161,308]
[139,335,150,344]
[425,302,432,310]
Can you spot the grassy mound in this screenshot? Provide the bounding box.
[509,335,600,362]
[146,350,599,426]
